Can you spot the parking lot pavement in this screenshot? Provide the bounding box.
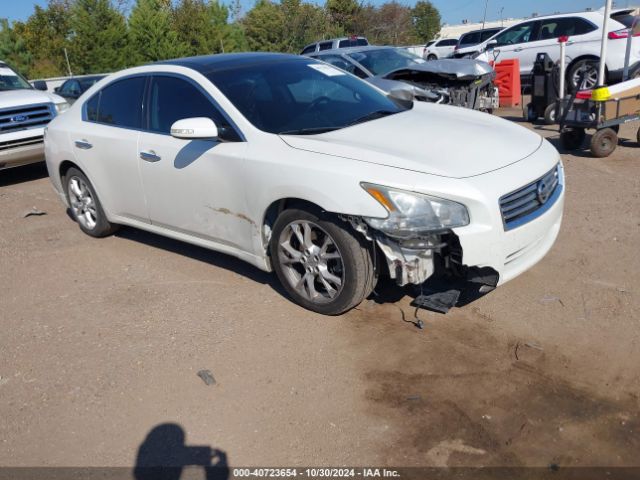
[0,113,639,469]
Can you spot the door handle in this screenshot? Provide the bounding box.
[139,150,161,162]
[514,47,524,52]
[74,139,92,149]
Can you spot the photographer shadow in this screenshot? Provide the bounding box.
[134,423,229,480]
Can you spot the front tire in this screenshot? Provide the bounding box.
[427,54,437,61]
[270,209,376,315]
[64,167,118,237]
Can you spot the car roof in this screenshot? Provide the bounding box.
[301,37,367,50]
[157,52,303,74]
[504,7,634,24]
[309,45,395,56]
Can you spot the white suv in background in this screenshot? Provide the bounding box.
[1,61,68,170]
[423,38,459,60]
[456,9,640,89]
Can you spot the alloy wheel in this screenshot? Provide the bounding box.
[277,220,345,304]
[68,176,98,230]
[572,64,599,90]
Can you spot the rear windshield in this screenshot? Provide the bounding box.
[611,11,637,28]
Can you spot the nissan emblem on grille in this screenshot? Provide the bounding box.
[12,114,28,123]
[537,178,552,204]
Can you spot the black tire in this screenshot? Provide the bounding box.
[560,128,586,150]
[64,167,119,237]
[270,208,376,315]
[543,103,557,125]
[590,128,618,158]
[637,126,640,146]
[525,103,536,122]
[567,59,600,91]
[427,54,437,61]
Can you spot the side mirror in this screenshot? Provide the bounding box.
[388,87,414,103]
[33,80,47,91]
[54,86,60,93]
[170,117,218,140]
[485,40,498,51]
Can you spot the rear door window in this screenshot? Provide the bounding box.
[538,17,596,40]
[319,41,333,51]
[87,76,146,129]
[437,39,458,46]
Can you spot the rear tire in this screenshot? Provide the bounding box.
[427,54,437,61]
[560,128,585,150]
[64,167,119,237]
[590,128,618,158]
[637,126,640,145]
[270,208,376,315]
[567,59,599,91]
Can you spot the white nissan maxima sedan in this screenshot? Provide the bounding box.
[44,53,564,315]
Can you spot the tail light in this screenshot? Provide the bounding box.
[575,90,593,99]
[608,28,640,39]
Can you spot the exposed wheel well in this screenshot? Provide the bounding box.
[567,55,606,76]
[59,160,82,186]
[262,198,327,251]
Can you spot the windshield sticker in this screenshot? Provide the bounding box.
[0,67,18,76]
[309,64,345,76]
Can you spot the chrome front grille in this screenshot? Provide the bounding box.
[500,164,561,231]
[0,135,44,152]
[0,103,54,133]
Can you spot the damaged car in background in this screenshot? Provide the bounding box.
[306,45,499,111]
[44,53,563,315]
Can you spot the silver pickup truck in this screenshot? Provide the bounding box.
[1,61,69,171]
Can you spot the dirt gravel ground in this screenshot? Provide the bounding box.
[0,110,639,472]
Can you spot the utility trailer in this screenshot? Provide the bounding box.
[559,77,640,157]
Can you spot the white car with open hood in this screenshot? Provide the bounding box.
[44,53,564,315]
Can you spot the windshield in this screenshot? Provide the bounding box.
[206,58,408,135]
[0,65,33,91]
[346,48,425,76]
[459,32,482,46]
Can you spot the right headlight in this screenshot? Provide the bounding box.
[361,183,470,238]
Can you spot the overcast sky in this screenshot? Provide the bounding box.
[0,0,635,25]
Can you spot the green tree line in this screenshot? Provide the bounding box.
[0,0,441,79]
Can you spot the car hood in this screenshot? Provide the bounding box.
[279,102,543,178]
[384,59,495,80]
[0,89,65,110]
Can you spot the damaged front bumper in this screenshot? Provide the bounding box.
[373,230,499,289]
